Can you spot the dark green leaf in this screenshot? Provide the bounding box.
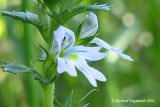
[76,34,97,46]
[64,90,73,107]
[75,21,84,39]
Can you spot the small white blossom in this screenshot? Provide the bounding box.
[45,26,107,87]
[80,12,133,61]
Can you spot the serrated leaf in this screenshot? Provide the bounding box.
[0,11,41,28]
[49,4,111,24]
[25,11,40,27]
[1,60,59,84]
[1,60,31,74]
[86,4,111,12]
[0,11,50,43]
[81,103,90,107]
[64,90,73,107]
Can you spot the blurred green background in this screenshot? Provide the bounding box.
[0,0,160,107]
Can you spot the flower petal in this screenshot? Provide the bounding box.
[69,46,108,61]
[73,57,97,87]
[64,59,77,76]
[61,27,75,52]
[57,57,77,76]
[57,57,66,74]
[90,37,112,50]
[88,67,107,81]
[51,26,65,56]
[118,53,133,61]
[91,37,133,61]
[79,12,98,39]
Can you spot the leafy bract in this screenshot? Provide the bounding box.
[49,4,111,24]
[1,60,58,84]
[0,11,41,28]
[64,90,73,107]
[0,11,50,42]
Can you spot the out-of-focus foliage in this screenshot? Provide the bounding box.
[0,0,160,107]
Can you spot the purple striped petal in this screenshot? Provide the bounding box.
[73,55,106,87]
[69,46,108,61]
[51,26,65,56]
[80,12,98,39]
[61,26,75,52]
[57,57,77,76]
[73,56,97,87]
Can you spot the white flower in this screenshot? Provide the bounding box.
[80,12,133,61]
[48,26,107,87]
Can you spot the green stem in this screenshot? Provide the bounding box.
[75,89,98,107]
[41,83,55,107]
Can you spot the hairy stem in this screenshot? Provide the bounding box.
[41,83,55,107]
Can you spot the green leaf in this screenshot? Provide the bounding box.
[81,103,90,107]
[64,90,73,107]
[39,45,57,79]
[0,11,50,43]
[0,11,41,28]
[86,4,111,12]
[75,21,84,39]
[1,60,58,84]
[49,4,111,24]
[38,44,49,56]
[43,0,59,10]
[54,97,63,107]
[1,60,31,74]
[25,11,40,27]
[76,34,97,46]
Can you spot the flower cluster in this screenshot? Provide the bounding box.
[43,12,133,87]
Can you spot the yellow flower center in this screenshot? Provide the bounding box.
[68,54,79,60]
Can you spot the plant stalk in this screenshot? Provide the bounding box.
[41,83,55,107]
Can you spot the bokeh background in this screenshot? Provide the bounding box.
[0,0,160,107]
